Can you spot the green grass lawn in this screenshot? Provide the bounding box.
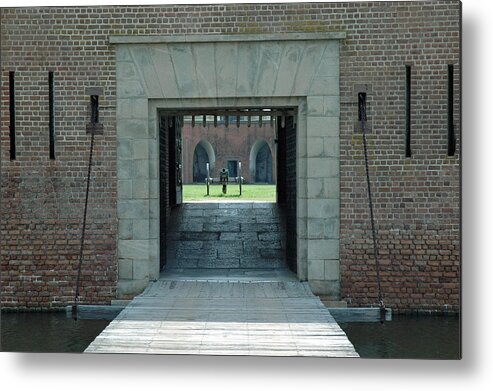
[183,184,276,202]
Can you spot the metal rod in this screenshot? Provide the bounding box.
[73,131,95,320]
[206,162,210,196]
[360,96,385,322]
[238,161,242,196]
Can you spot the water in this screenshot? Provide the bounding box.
[1,312,460,358]
[1,312,110,353]
[339,315,461,359]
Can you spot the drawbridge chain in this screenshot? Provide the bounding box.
[359,93,385,323]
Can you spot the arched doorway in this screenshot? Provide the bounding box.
[249,140,273,183]
[193,140,215,182]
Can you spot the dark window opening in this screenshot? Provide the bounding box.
[90,95,99,124]
[49,71,55,160]
[405,65,412,157]
[227,160,238,177]
[9,71,16,160]
[448,64,456,156]
[358,92,367,122]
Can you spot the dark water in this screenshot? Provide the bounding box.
[1,312,110,353]
[339,316,461,359]
[1,312,460,357]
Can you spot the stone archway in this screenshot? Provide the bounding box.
[113,32,344,299]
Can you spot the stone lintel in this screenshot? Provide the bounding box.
[110,32,346,45]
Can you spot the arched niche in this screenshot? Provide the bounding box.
[193,139,215,182]
[249,139,273,183]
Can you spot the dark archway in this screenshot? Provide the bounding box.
[255,142,273,183]
[192,142,210,183]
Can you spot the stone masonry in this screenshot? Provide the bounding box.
[166,203,285,269]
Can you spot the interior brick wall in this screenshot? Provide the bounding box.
[0,1,460,311]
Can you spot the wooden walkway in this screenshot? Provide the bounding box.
[85,279,359,357]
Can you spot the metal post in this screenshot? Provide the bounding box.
[206,162,210,196]
[238,161,242,196]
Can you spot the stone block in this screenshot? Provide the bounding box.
[118,240,149,259]
[259,248,283,259]
[307,76,339,96]
[181,232,220,241]
[149,199,159,220]
[308,259,324,280]
[306,96,325,116]
[323,177,339,199]
[116,278,149,299]
[307,280,340,298]
[117,62,139,81]
[240,258,284,269]
[134,159,150,179]
[220,232,257,241]
[149,156,158,179]
[132,219,150,240]
[117,200,149,219]
[258,232,282,242]
[217,247,243,259]
[203,222,240,232]
[307,239,339,260]
[117,80,146,99]
[176,248,216,259]
[117,118,148,138]
[117,179,133,199]
[132,139,149,159]
[117,139,133,160]
[199,258,240,268]
[324,260,340,281]
[132,178,149,199]
[149,180,159,198]
[149,218,159,239]
[118,259,133,280]
[131,46,164,98]
[117,160,134,180]
[315,56,339,77]
[307,199,339,219]
[307,178,323,198]
[132,259,149,280]
[307,116,339,137]
[307,220,325,239]
[117,98,148,120]
[323,137,340,158]
[255,241,282,249]
[118,219,133,240]
[193,42,217,97]
[307,157,339,178]
[324,96,340,117]
[307,137,325,157]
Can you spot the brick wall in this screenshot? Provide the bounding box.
[181,121,277,184]
[0,2,460,310]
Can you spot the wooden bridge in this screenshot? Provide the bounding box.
[85,271,359,357]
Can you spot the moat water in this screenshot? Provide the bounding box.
[1,312,460,358]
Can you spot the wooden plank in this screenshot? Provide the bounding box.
[85,279,359,357]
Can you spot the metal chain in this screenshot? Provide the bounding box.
[72,131,95,320]
[359,97,385,321]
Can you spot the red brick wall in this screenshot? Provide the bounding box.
[181,121,277,184]
[0,2,460,310]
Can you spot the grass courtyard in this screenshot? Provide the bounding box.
[183,184,276,202]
